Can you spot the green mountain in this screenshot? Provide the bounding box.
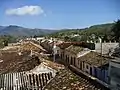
[0,23,115,42]
[0,25,57,37]
[49,23,115,42]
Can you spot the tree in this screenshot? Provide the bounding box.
[112,19,120,41]
[80,35,87,42]
[71,36,81,42]
[64,36,70,41]
[3,40,8,46]
[33,35,37,38]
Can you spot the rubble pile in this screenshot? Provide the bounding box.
[44,69,103,90]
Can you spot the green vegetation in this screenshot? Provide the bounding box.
[111,19,120,41]
[0,35,17,48]
[48,20,120,42]
[0,25,57,37]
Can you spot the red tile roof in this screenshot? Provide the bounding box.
[78,51,112,67]
[0,51,40,74]
[57,42,88,49]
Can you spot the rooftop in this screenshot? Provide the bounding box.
[44,68,107,90]
[111,57,120,63]
[57,41,93,50]
[112,47,120,58]
[57,42,72,49]
[20,42,46,52]
[0,51,40,74]
[66,45,84,54]
[78,51,112,67]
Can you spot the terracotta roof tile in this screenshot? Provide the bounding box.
[57,42,89,49]
[0,51,40,74]
[66,45,84,54]
[78,51,111,67]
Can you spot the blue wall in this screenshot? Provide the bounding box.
[94,67,109,83]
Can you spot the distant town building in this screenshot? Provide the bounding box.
[95,41,119,55]
[109,58,120,90]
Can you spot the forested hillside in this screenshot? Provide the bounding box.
[0,25,57,37]
[48,23,115,42]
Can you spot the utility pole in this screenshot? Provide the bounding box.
[101,39,102,56]
[99,37,102,56]
[99,37,102,66]
[53,50,55,62]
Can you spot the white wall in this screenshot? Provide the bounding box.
[84,63,91,74]
[95,42,119,54]
[76,60,80,69]
[110,61,120,90]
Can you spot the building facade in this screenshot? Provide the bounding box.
[109,58,120,90]
[77,51,110,84]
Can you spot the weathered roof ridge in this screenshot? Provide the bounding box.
[30,41,46,52]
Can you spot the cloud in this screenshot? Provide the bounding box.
[6,6,44,16]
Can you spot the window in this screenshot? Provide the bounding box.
[66,55,67,60]
[66,56,69,64]
[74,57,76,66]
[86,65,89,69]
[83,62,84,69]
[90,67,92,75]
[78,60,79,65]
[80,61,82,69]
[61,54,62,59]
